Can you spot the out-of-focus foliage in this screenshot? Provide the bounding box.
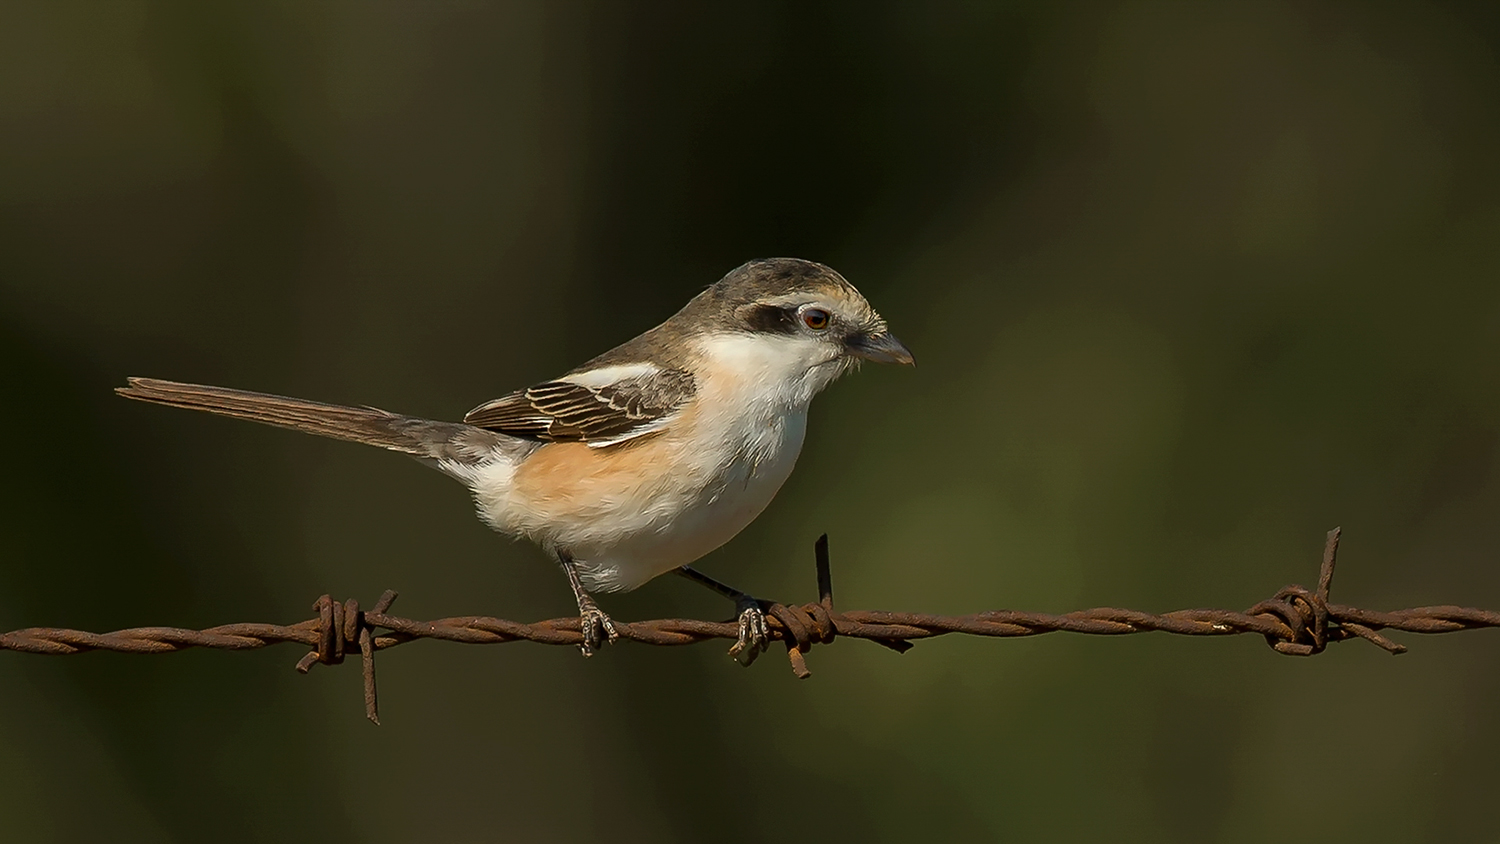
[1,2,1498,841]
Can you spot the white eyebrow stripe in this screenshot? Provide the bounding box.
[562,362,662,388]
[754,293,820,309]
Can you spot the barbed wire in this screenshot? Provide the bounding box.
[4,528,1497,724]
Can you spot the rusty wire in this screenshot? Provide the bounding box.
[3,528,1498,724]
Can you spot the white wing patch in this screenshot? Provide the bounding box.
[563,362,663,389]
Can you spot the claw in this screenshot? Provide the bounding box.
[728,600,771,667]
[577,602,619,657]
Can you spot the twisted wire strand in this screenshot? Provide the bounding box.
[3,529,1496,724]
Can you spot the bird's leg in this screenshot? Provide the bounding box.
[558,550,618,657]
[676,565,771,667]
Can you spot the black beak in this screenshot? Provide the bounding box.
[849,331,915,366]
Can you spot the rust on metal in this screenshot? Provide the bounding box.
[3,529,1497,724]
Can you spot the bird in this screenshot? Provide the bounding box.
[116,257,913,664]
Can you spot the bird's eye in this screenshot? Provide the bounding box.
[801,308,831,330]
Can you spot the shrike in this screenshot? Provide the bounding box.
[118,258,913,664]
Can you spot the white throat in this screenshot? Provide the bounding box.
[692,331,847,414]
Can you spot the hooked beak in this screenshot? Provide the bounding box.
[848,330,915,366]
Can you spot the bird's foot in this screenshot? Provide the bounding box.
[577,598,620,657]
[728,597,772,667]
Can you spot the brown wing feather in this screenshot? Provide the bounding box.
[463,369,695,445]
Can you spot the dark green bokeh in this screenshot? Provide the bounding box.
[2,2,1498,840]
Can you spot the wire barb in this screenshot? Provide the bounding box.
[2,529,1496,723]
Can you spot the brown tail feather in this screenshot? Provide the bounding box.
[116,377,493,461]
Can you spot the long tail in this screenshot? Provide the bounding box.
[116,377,500,462]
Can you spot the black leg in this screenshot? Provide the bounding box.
[676,565,771,666]
[560,550,618,656]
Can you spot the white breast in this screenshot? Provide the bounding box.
[469,331,840,593]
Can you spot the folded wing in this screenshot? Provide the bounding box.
[463,365,695,448]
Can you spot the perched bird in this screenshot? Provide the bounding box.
[117,258,913,664]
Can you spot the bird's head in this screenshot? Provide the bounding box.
[705,256,911,358]
[656,258,914,407]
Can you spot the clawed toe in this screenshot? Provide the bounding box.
[578,604,620,657]
[728,600,772,667]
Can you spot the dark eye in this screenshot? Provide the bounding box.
[801,308,831,330]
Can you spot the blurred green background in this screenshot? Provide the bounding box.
[2,1,1499,841]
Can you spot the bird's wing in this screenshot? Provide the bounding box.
[462,364,696,448]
